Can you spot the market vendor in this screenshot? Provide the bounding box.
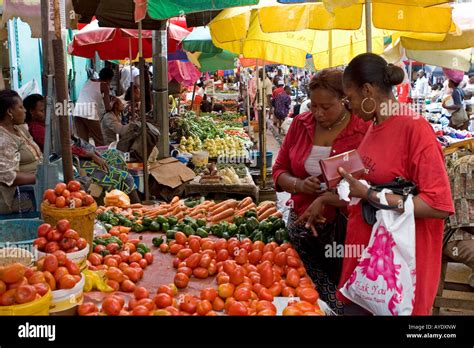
[299,54,454,315]
[101,96,137,146]
[0,90,42,214]
[272,69,369,314]
[71,135,140,204]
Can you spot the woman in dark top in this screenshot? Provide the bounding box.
[24,94,46,151]
[444,79,468,130]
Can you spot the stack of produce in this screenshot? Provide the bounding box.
[179,136,247,158]
[33,221,88,254]
[42,181,95,208]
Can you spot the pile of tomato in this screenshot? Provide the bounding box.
[33,220,88,254]
[86,234,153,292]
[0,253,82,306]
[79,231,324,316]
[43,181,95,208]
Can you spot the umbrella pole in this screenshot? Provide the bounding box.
[246,69,251,133]
[52,0,74,182]
[191,82,197,111]
[138,21,150,202]
[129,38,135,124]
[365,0,373,53]
[152,25,169,160]
[261,61,267,189]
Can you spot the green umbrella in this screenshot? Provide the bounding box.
[137,0,259,20]
[187,50,238,72]
[182,26,222,54]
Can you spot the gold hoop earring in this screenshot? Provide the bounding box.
[361,97,376,114]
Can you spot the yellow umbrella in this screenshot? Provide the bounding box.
[209,8,385,69]
[258,0,455,34]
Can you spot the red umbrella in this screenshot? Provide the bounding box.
[68,20,190,60]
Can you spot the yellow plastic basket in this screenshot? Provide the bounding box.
[0,290,52,316]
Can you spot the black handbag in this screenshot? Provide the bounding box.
[362,177,418,225]
[299,210,348,285]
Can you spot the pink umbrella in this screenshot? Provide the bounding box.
[68,20,190,60]
[168,60,201,87]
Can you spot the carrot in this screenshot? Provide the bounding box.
[192,213,205,220]
[159,204,171,209]
[237,197,253,209]
[209,199,235,213]
[145,209,168,218]
[236,203,256,216]
[168,205,181,216]
[258,207,278,221]
[175,211,185,220]
[189,209,206,217]
[170,196,180,205]
[122,203,143,209]
[211,208,235,223]
[257,202,274,215]
[211,204,231,216]
[270,211,283,219]
[119,226,132,233]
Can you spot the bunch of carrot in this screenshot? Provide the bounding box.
[97,196,283,226]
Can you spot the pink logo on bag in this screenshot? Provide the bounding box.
[359,225,402,293]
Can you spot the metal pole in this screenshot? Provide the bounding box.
[365,0,373,53]
[246,69,251,131]
[152,25,169,159]
[138,21,150,201]
[129,38,135,122]
[40,0,49,94]
[52,0,73,182]
[261,61,267,189]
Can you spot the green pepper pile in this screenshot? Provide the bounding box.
[92,236,151,257]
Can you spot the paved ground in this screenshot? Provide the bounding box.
[265,119,474,315]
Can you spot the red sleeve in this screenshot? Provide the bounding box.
[71,145,88,157]
[408,120,454,213]
[28,123,45,152]
[272,118,298,191]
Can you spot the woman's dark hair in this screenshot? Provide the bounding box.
[308,68,345,99]
[124,85,138,101]
[23,93,44,123]
[0,89,21,121]
[99,68,114,81]
[343,53,405,93]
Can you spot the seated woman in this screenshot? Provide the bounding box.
[101,96,137,146]
[71,135,140,203]
[123,85,140,124]
[0,90,42,214]
[23,94,46,151]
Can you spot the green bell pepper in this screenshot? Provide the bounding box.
[152,236,164,247]
[195,228,209,238]
[196,219,206,228]
[155,216,168,225]
[161,222,170,233]
[182,225,195,237]
[142,217,153,227]
[245,217,259,233]
[167,216,178,226]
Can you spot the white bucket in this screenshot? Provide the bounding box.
[50,273,85,314]
[36,244,89,270]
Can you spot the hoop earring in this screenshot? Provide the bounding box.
[361,97,376,114]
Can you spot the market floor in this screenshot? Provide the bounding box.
[267,119,474,316]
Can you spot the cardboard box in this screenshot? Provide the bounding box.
[149,157,195,189]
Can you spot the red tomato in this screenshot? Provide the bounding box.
[180,295,198,314]
[258,288,274,302]
[43,189,56,204]
[55,196,66,208]
[33,283,49,296]
[83,194,95,206]
[228,301,249,316]
[132,305,150,316]
[43,255,59,273]
[60,238,76,251]
[52,250,67,266]
[54,183,67,196]
[88,253,103,266]
[177,248,193,260]
[67,180,81,192]
[120,279,135,293]
[0,289,17,306]
[129,252,142,263]
[136,298,155,311]
[274,252,287,266]
[174,273,189,289]
[14,285,37,304]
[56,219,71,233]
[76,238,88,250]
[234,249,248,265]
[44,242,60,254]
[33,237,48,251]
[234,287,252,301]
[78,303,99,316]
[193,267,209,279]
[70,192,83,200]
[61,189,71,199]
[37,223,51,238]
[188,239,201,253]
[282,306,303,316]
[106,279,120,291]
[53,267,69,283]
[106,243,120,255]
[102,296,123,316]
[217,283,235,299]
[286,268,300,288]
[154,293,173,309]
[185,253,202,269]
[42,271,56,290]
[196,300,213,316]
[134,287,150,300]
[58,275,77,289]
[144,252,153,265]
[63,229,78,239]
[200,288,218,302]
[229,266,245,286]
[174,232,187,245]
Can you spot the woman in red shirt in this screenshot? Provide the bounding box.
[272,69,368,314]
[299,54,454,315]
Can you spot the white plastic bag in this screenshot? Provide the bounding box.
[340,189,416,315]
[18,79,41,99]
